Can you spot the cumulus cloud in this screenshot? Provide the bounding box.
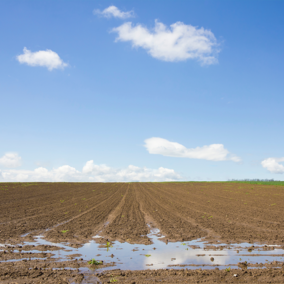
[0,160,181,182]
[17,47,68,71]
[112,20,219,64]
[261,157,284,174]
[144,137,241,162]
[0,153,22,168]
[94,6,134,19]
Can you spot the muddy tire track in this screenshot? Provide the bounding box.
[102,183,150,244]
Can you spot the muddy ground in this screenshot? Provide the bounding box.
[1,182,284,283]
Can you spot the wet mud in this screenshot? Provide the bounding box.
[1,182,284,283]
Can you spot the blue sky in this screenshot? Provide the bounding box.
[1,0,284,182]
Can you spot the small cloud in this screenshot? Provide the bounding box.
[144,137,241,162]
[112,20,219,64]
[17,47,68,71]
[0,153,22,168]
[94,5,134,19]
[261,157,284,174]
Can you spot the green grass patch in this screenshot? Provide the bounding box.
[227,181,284,186]
[88,258,102,265]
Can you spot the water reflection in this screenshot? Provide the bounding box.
[1,228,284,271]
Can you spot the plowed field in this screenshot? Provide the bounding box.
[1,182,284,283]
[1,182,283,245]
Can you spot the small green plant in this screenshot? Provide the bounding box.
[225,267,231,272]
[105,241,113,251]
[121,215,124,217]
[145,254,151,257]
[181,243,186,245]
[208,216,213,219]
[110,275,118,282]
[60,200,64,203]
[82,198,86,200]
[88,258,101,265]
[271,203,276,206]
[61,230,68,233]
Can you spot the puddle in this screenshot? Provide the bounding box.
[2,228,284,271]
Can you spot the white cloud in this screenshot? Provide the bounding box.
[0,153,22,168]
[112,20,219,64]
[0,160,181,182]
[17,47,68,71]
[144,137,241,162]
[94,6,134,19]
[261,157,284,174]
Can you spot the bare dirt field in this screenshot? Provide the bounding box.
[1,182,284,283]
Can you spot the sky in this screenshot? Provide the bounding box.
[1,0,284,182]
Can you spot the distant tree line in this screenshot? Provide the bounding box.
[228,179,278,182]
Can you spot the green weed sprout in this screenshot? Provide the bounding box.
[88,258,102,265]
[61,230,68,233]
[110,275,118,282]
[225,267,231,272]
[145,254,151,257]
[105,241,113,251]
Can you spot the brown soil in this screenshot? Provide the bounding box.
[1,182,284,283]
[95,268,284,283]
